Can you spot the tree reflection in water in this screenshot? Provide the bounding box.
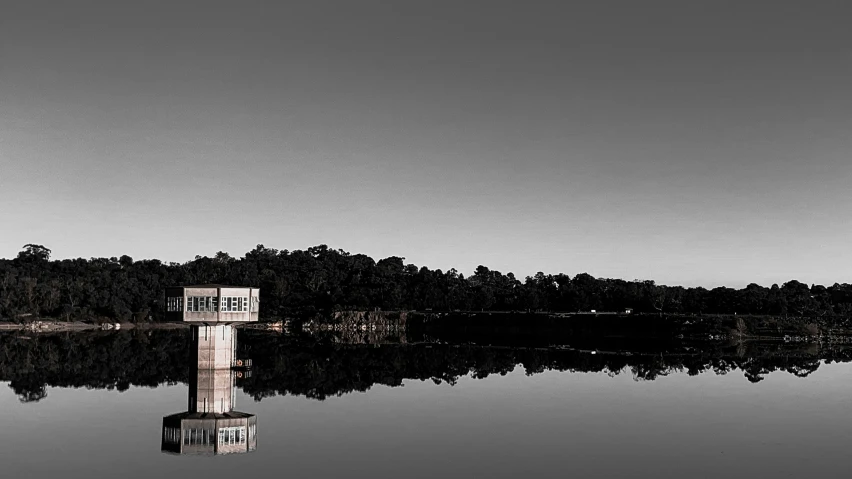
[0,329,847,404]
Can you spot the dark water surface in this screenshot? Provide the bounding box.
[2,329,852,478]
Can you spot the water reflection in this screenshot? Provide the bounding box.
[6,326,852,477]
[161,325,257,455]
[3,329,852,404]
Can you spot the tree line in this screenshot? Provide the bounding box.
[2,243,852,322]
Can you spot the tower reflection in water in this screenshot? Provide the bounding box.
[161,324,257,455]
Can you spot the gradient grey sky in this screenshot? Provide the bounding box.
[2,0,851,287]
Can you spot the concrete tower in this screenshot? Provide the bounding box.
[161,286,259,456]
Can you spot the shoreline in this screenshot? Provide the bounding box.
[0,321,190,332]
[6,312,852,343]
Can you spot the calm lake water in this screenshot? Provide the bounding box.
[2,329,852,478]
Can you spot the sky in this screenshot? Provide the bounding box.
[2,0,851,288]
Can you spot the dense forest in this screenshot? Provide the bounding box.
[3,329,850,403]
[3,243,852,322]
